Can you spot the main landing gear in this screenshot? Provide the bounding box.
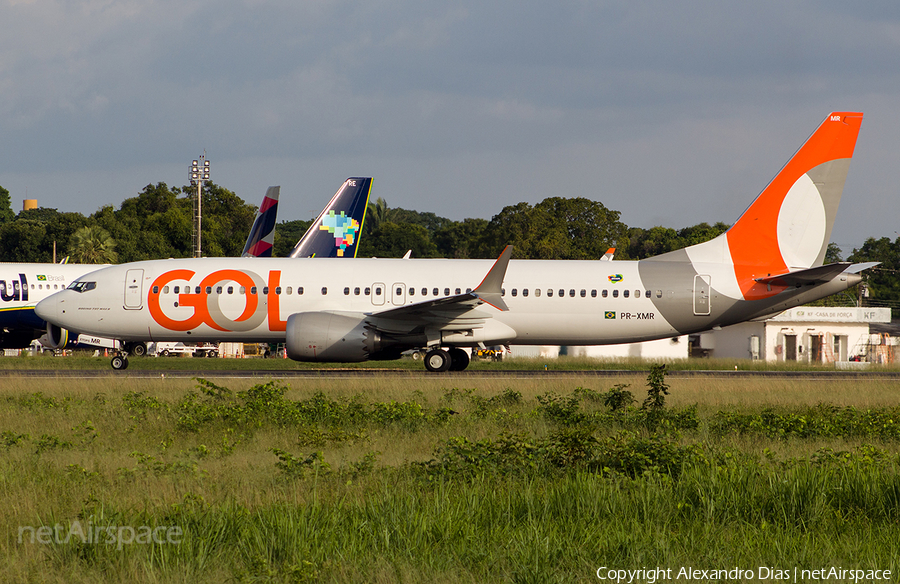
[423,347,470,373]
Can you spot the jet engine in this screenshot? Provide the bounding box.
[43,322,70,349]
[285,312,387,362]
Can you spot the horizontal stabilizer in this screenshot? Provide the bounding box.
[844,261,880,274]
[753,262,852,287]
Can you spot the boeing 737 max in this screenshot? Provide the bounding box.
[36,113,874,372]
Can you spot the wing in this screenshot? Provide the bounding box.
[366,246,514,339]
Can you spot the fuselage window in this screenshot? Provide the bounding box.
[457,288,463,294]
[227,286,233,294]
[511,289,517,297]
[375,287,382,295]
[263,287,269,295]
[164,286,170,294]
[153,286,159,294]
[645,290,651,298]
[569,289,575,297]
[445,288,451,296]
[409,288,415,296]
[623,289,630,298]
[433,288,439,296]
[523,289,529,297]
[602,290,608,298]
[634,290,640,298]
[205,286,212,294]
[547,289,553,297]
[535,289,541,297]
[195,286,201,294]
[174,286,180,294]
[558,289,564,297]
[286,287,292,295]
[580,289,586,298]
[591,290,597,298]
[250,287,257,295]
[344,287,350,296]
[613,289,619,298]
[217,286,223,294]
[240,287,246,295]
[656,290,662,298]
[365,287,371,295]
[422,288,427,296]
[322,287,328,295]
[354,287,360,295]
[299,287,304,295]
[276,287,282,295]
[501,288,506,297]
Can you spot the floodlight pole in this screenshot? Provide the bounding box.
[190,154,210,258]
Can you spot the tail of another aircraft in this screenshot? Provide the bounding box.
[242,186,280,257]
[682,112,863,300]
[289,177,372,258]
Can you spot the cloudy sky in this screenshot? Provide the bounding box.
[1,1,898,254]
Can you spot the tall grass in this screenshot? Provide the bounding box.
[3,375,900,582]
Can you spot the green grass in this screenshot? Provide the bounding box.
[3,352,900,372]
[3,373,900,582]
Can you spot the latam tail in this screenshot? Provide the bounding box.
[289,178,372,258]
[242,186,280,257]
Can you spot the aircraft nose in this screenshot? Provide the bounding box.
[35,293,61,324]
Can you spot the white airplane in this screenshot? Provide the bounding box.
[36,112,875,372]
[2,178,370,354]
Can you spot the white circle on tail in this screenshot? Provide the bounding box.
[777,173,826,269]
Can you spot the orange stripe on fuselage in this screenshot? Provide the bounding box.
[726,112,862,300]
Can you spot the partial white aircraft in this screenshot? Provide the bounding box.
[3,178,371,355]
[36,112,874,372]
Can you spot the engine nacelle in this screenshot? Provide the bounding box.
[42,323,70,349]
[285,312,385,362]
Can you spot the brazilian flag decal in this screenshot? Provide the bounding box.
[604,311,616,319]
[37,275,47,281]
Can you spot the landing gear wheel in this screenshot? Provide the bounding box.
[111,355,129,370]
[424,349,451,373]
[448,348,470,371]
[131,343,147,357]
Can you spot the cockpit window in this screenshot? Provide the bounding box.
[68,281,96,293]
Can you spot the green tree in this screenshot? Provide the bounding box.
[0,185,14,224]
[67,225,118,264]
[273,219,313,257]
[359,222,439,258]
[474,197,628,259]
[434,218,489,258]
[0,220,48,261]
[848,237,900,317]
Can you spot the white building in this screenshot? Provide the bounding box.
[507,335,689,360]
[700,307,891,363]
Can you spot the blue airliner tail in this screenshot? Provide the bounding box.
[289,178,372,258]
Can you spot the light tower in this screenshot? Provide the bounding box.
[190,154,210,258]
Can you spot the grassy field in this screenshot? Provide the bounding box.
[3,351,900,372]
[2,372,900,582]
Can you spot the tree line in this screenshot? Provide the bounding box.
[0,182,896,314]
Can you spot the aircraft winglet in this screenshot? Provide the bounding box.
[473,245,512,311]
